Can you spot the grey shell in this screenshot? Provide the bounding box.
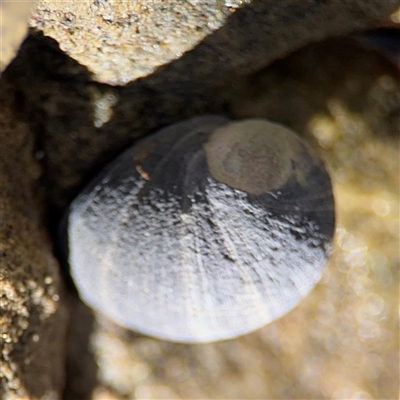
[65,115,335,343]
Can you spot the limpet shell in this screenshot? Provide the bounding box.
[63,115,335,343]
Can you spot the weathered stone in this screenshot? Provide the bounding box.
[0,86,69,399]
[29,0,400,85]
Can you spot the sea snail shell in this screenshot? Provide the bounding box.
[63,115,335,343]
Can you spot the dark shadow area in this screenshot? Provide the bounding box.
[230,35,400,136]
[352,27,400,64]
[62,296,98,400]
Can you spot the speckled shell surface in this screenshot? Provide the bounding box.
[65,115,335,343]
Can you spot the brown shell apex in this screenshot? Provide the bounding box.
[64,115,335,343]
[204,119,320,195]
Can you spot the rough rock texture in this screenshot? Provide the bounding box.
[1,0,399,399]
[30,0,246,85]
[30,0,400,86]
[0,87,69,399]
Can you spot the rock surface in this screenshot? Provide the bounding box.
[29,0,400,85]
[0,87,68,399]
[1,0,399,398]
